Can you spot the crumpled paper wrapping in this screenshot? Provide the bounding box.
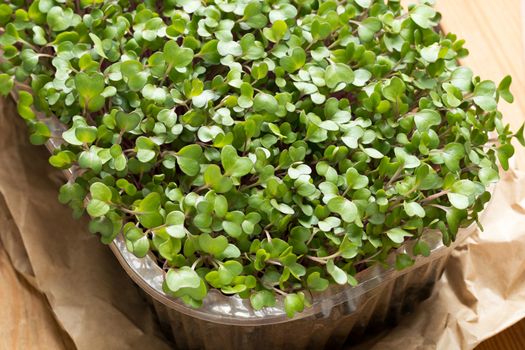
[1,94,525,350]
[0,100,172,349]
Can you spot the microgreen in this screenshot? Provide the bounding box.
[1,0,522,317]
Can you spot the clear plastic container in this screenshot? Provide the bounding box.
[42,114,482,349]
[109,226,476,350]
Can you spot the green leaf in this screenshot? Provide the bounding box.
[363,148,384,159]
[165,211,186,238]
[90,217,116,242]
[121,60,148,91]
[311,19,331,41]
[284,292,305,318]
[410,4,436,29]
[451,67,473,92]
[205,268,232,288]
[221,284,247,294]
[269,3,297,22]
[288,164,312,180]
[253,93,278,113]
[382,77,406,102]
[339,237,359,259]
[263,20,287,43]
[325,63,354,89]
[497,144,514,171]
[136,136,157,163]
[473,96,497,112]
[221,145,253,177]
[198,233,229,257]
[124,224,149,257]
[395,253,414,270]
[475,80,497,96]
[47,6,80,31]
[0,74,13,96]
[441,143,465,172]
[269,200,294,215]
[142,84,167,103]
[137,192,163,229]
[307,272,329,292]
[478,167,499,186]
[177,144,203,176]
[217,40,242,57]
[29,122,51,145]
[420,43,440,63]
[87,199,110,217]
[515,124,525,147]
[204,164,233,193]
[127,235,150,258]
[223,260,243,276]
[49,151,76,168]
[164,41,194,68]
[403,202,425,218]
[498,75,514,103]
[327,197,358,223]
[250,290,276,310]
[473,80,497,111]
[198,40,220,64]
[90,182,112,202]
[413,241,431,257]
[17,91,35,120]
[89,33,107,59]
[116,112,141,132]
[279,48,306,73]
[75,126,97,144]
[358,17,382,42]
[386,228,412,244]
[254,249,270,270]
[0,4,13,25]
[345,168,368,190]
[414,109,441,132]
[59,183,85,205]
[172,0,200,13]
[447,192,469,210]
[352,69,372,87]
[166,267,201,292]
[78,150,102,172]
[75,72,105,112]
[222,220,243,238]
[355,0,372,8]
[451,179,485,197]
[448,179,485,210]
[214,195,229,218]
[244,3,268,29]
[326,260,347,285]
[446,207,467,238]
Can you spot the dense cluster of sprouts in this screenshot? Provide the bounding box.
[0,0,520,316]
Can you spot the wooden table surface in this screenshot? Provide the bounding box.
[435,1,525,349]
[1,0,524,349]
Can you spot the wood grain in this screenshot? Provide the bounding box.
[436,0,525,169]
[477,320,525,350]
[0,242,69,350]
[437,0,525,349]
[0,193,73,350]
[437,0,525,128]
